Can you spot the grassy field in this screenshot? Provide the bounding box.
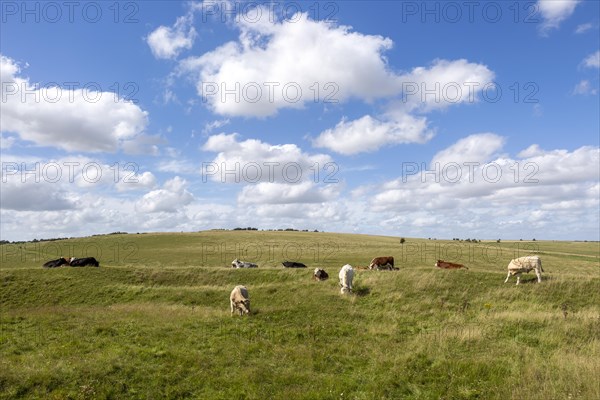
[1,231,599,399]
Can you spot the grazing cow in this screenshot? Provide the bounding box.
[369,256,395,270]
[282,261,307,268]
[69,257,100,267]
[42,258,68,268]
[339,264,354,294]
[231,259,258,268]
[504,256,543,285]
[230,285,250,316]
[435,260,468,270]
[313,268,329,281]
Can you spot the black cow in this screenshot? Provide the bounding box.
[282,261,307,268]
[42,258,68,268]
[69,257,100,267]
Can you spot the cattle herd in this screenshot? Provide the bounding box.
[42,253,545,316]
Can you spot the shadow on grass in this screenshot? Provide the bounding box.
[353,286,370,297]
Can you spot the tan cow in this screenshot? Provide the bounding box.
[435,260,468,270]
[230,285,251,315]
[504,256,543,285]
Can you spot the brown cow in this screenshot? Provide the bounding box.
[369,256,395,270]
[435,260,468,270]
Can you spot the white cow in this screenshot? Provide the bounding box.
[231,259,258,268]
[504,256,544,285]
[230,285,250,315]
[339,264,354,294]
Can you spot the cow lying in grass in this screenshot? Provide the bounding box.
[69,257,100,267]
[339,264,354,294]
[313,268,329,281]
[369,256,395,270]
[231,259,258,268]
[282,261,307,268]
[435,260,468,270]
[230,285,250,316]
[504,256,543,285]
[42,258,69,268]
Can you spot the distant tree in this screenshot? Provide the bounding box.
[497,239,501,243]
[400,238,406,245]
[532,238,536,241]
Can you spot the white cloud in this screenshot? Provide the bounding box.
[431,133,506,166]
[238,181,339,205]
[537,0,580,34]
[397,59,495,113]
[364,135,599,216]
[201,133,332,183]
[572,79,598,95]
[345,137,599,240]
[312,114,433,155]
[136,177,194,213]
[575,22,593,34]
[582,50,600,69]
[115,171,157,192]
[147,14,197,59]
[202,119,230,134]
[0,179,76,211]
[311,58,493,155]
[0,133,16,149]
[179,10,400,117]
[0,55,149,153]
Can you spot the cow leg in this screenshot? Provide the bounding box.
[516,275,521,285]
[504,271,511,283]
[535,269,542,283]
[230,300,235,315]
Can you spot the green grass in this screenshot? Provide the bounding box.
[1,231,599,399]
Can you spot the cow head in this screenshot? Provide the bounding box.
[238,299,250,315]
[231,259,240,267]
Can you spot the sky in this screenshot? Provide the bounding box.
[1,0,599,242]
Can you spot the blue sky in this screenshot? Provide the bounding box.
[1,0,599,241]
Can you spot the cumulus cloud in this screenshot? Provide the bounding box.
[238,181,340,205]
[431,133,506,166]
[347,135,599,239]
[537,0,580,34]
[201,133,332,184]
[0,179,76,211]
[312,114,433,155]
[311,58,494,155]
[179,10,401,117]
[0,55,150,153]
[397,59,495,113]
[363,134,599,216]
[147,14,197,59]
[136,177,194,213]
[582,50,600,69]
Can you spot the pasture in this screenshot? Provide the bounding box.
[1,231,599,399]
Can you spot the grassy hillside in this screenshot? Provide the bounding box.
[1,231,599,399]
